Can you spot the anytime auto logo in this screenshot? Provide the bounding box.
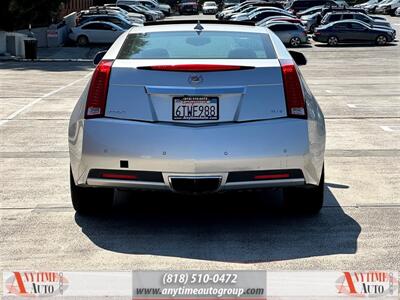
[336,271,398,297]
[5,272,69,297]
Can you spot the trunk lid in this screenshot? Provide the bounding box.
[105,59,287,123]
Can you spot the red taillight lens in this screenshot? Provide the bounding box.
[101,173,138,180]
[280,59,307,118]
[85,60,113,119]
[137,64,253,72]
[254,173,290,180]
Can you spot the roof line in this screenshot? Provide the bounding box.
[144,20,256,26]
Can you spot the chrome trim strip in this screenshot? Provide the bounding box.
[223,178,305,190]
[86,178,168,190]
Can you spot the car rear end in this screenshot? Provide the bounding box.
[69,23,325,196]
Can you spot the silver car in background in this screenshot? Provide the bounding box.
[266,22,309,47]
[69,21,326,215]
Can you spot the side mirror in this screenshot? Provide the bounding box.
[289,50,307,66]
[93,50,107,65]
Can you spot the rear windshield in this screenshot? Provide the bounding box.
[117,31,277,59]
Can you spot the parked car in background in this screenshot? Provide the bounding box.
[286,0,341,14]
[69,21,125,46]
[117,3,159,21]
[375,0,394,12]
[178,0,199,14]
[203,1,219,14]
[301,12,322,32]
[377,0,400,14]
[296,5,324,17]
[364,0,386,12]
[77,13,139,29]
[267,22,309,46]
[93,5,145,24]
[232,8,295,21]
[321,12,392,28]
[257,16,306,26]
[313,20,396,45]
[103,4,146,22]
[69,21,326,215]
[117,0,165,18]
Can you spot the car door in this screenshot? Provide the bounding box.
[349,22,372,41]
[80,23,102,43]
[268,24,288,43]
[342,22,370,42]
[99,23,123,43]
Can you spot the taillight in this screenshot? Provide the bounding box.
[137,64,253,72]
[85,60,113,119]
[280,59,307,119]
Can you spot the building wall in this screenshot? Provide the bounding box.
[60,0,94,17]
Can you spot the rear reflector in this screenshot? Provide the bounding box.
[101,173,138,180]
[85,60,113,119]
[280,59,307,118]
[254,173,290,180]
[137,64,253,72]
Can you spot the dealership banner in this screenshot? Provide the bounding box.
[2,271,398,299]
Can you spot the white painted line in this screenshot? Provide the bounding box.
[380,126,400,132]
[325,90,333,93]
[347,104,357,108]
[0,73,91,126]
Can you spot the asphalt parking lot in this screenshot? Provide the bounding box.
[0,15,399,273]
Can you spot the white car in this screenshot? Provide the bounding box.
[396,6,400,14]
[203,1,219,14]
[69,21,125,46]
[375,0,395,12]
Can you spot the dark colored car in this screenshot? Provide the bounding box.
[320,7,367,17]
[321,12,392,27]
[178,0,199,14]
[287,0,340,13]
[313,20,396,45]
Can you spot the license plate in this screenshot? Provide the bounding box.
[173,96,219,121]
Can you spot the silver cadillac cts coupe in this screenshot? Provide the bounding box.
[69,20,326,215]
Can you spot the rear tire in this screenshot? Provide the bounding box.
[283,167,324,215]
[77,35,88,47]
[376,35,387,46]
[70,169,114,215]
[289,36,301,47]
[327,36,339,46]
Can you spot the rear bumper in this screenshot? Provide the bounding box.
[69,118,325,191]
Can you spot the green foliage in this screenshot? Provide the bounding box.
[0,0,64,31]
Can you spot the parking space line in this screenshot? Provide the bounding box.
[0,73,91,126]
[380,126,400,132]
[347,104,357,108]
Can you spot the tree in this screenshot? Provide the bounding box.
[0,0,64,31]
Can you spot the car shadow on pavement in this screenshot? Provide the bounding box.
[74,183,361,263]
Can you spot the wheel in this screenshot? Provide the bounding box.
[70,169,114,215]
[327,36,339,46]
[283,167,324,215]
[376,35,387,46]
[77,35,88,47]
[289,37,301,47]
